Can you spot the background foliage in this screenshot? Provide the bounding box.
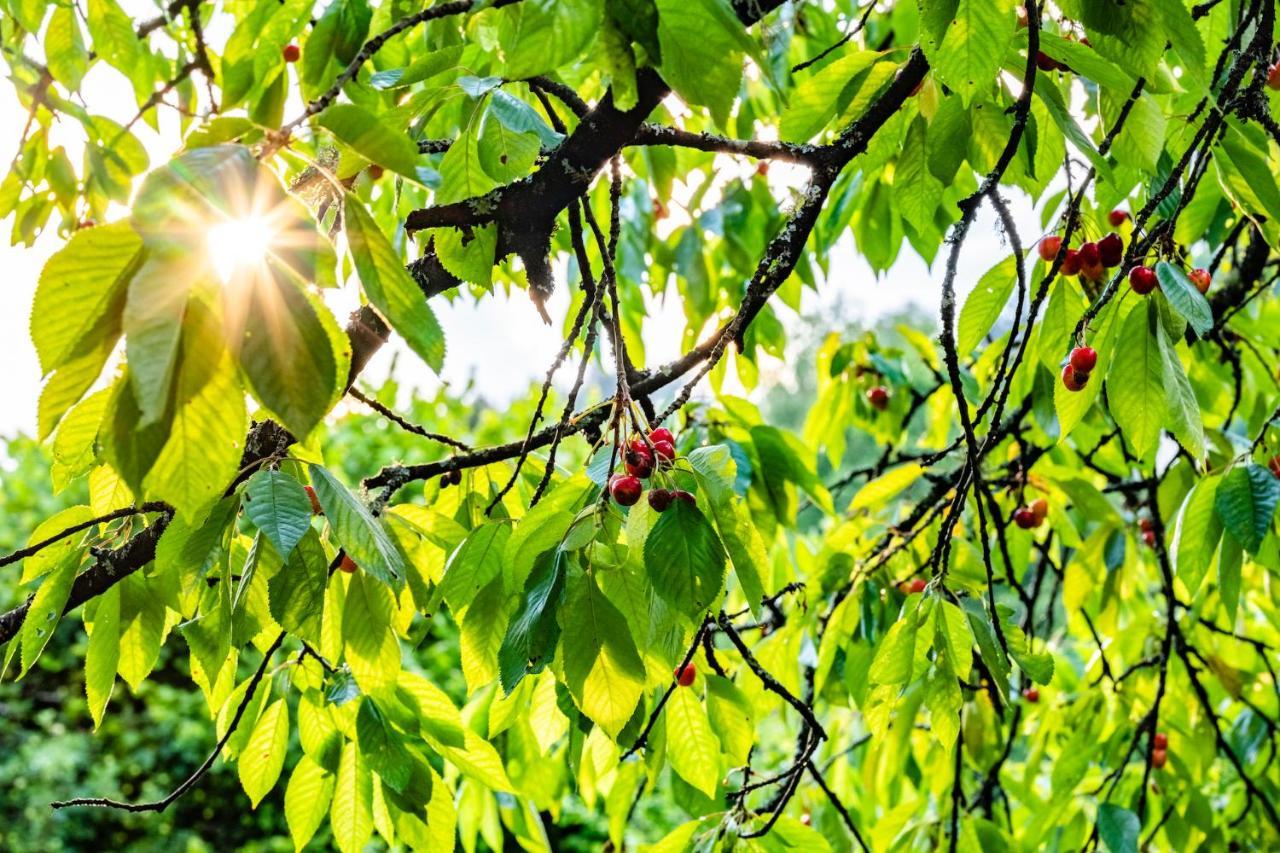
[3,0,1280,850]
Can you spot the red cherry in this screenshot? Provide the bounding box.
[77,219,97,229]
[282,43,300,63]
[1061,248,1082,276]
[1062,363,1089,392]
[339,554,358,574]
[1016,5,1029,29]
[1154,732,1168,750]
[1189,268,1211,294]
[867,386,890,411]
[609,474,643,507]
[1098,232,1123,267]
[1079,241,1100,267]
[1013,507,1038,529]
[626,447,654,479]
[1139,518,1154,533]
[675,662,696,687]
[1269,455,1280,479]
[1023,687,1040,703]
[648,488,673,512]
[304,485,323,515]
[1142,529,1157,548]
[367,164,384,180]
[652,439,676,462]
[1069,346,1097,373]
[756,161,771,176]
[673,490,697,507]
[1035,51,1058,72]
[1129,266,1158,295]
[1039,235,1062,262]
[648,427,675,446]
[1151,747,1167,769]
[653,199,668,220]
[800,810,812,826]
[1108,209,1130,227]
[909,578,927,594]
[1030,498,1049,524]
[1269,63,1280,90]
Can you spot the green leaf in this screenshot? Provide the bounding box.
[869,613,918,686]
[459,577,507,692]
[268,528,329,644]
[960,596,1010,698]
[655,0,745,127]
[47,6,89,90]
[230,263,347,438]
[1098,804,1140,853]
[84,586,121,728]
[644,501,726,616]
[495,0,601,79]
[38,331,116,442]
[143,312,247,522]
[441,522,511,611]
[704,675,754,766]
[436,117,496,203]
[285,756,335,852]
[559,570,646,737]
[434,225,498,289]
[1154,262,1213,337]
[122,255,192,424]
[958,254,1019,355]
[1219,531,1244,622]
[1106,303,1165,458]
[478,114,540,185]
[664,686,721,797]
[919,0,1016,103]
[239,698,290,807]
[330,741,374,853]
[19,506,94,585]
[116,573,167,690]
[319,103,421,179]
[310,465,406,591]
[850,463,926,513]
[343,196,445,373]
[87,0,141,75]
[397,671,466,748]
[489,89,564,148]
[31,220,142,376]
[1173,476,1223,595]
[498,549,565,693]
[1214,464,1280,553]
[925,657,962,750]
[1156,314,1205,460]
[342,570,402,701]
[244,470,314,560]
[20,542,83,676]
[779,49,882,141]
[688,446,767,616]
[355,698,412,793]
[504,476,592,589]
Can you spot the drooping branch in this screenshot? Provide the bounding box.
[51,633,286,812]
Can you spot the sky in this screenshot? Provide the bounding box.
[0,21,1032,441]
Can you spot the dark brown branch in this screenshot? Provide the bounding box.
[51,632,285,812]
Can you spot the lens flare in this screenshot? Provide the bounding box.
[207,216,274,283]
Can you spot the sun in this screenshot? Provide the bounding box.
[207,216,275,283]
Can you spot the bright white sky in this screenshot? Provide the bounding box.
[0,18,1032,440]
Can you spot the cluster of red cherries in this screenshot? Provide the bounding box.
[1036,223,1125,282]
[607,427,695,511]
